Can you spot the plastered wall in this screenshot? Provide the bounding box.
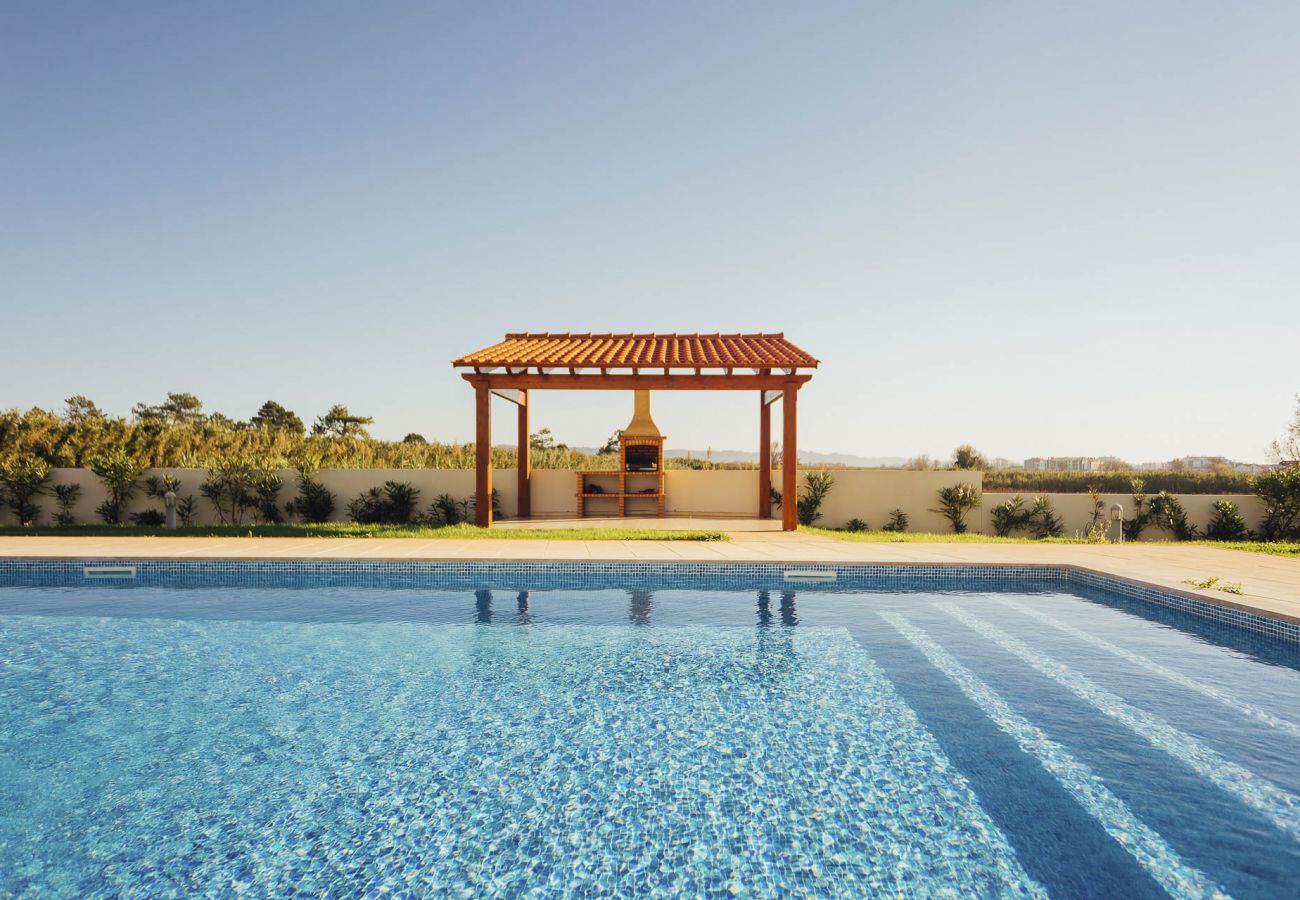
[6,467,1264,539]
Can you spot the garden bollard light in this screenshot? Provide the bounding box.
[164,491,177,530]
[1110,503,1124,543]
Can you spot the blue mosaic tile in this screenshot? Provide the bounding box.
[0,557,1294,645]
[0,619,1045,896]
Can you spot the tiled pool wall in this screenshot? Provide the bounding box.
[1,558,1296,647]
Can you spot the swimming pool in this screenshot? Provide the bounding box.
[2,562,1297,897]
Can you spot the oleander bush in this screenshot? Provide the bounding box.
[1122,477,1150,541]
[991,493,1063,539]
[933,483,982,534]
[0,454,52,526]
[90,449,144,525]
[797,471,835,526]
[991,495,1031,537]
[1147,491,1199,540]
[1253,464,1300,540]
[1028,496,1064,539]
[1205,499,1249,541]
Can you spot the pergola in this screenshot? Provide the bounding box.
[451,333,819,530]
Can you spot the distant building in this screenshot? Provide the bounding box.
[1022,456,1121,472]
[1136,456,1271,474]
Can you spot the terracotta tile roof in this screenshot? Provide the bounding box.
[452,333,818,370]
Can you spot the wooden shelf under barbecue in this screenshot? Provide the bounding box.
[575,447,666,517]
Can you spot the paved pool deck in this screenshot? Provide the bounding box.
[1,531,1297,626]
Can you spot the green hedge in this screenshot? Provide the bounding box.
[982,469,1254,494]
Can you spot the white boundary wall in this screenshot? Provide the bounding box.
[5,467,1264,539]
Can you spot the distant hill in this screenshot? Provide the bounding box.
[668,449,908,467]
[570,447,908,468]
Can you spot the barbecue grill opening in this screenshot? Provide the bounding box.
[624,443,660,472]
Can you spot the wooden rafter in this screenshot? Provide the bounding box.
[461,373,811,391]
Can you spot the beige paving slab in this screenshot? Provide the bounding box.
[1,534,1296,625]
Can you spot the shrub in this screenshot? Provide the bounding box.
[348,481,421,525]
[882,508,909,533]
[53,482,81,526]
[427,493,464,526]
[141,474,198,526]
[1147,491,1198,540]
[254,471,284,524]
[845,517,868,533]
[932,483,981,533]
[382,481,420,524]
[201,458,264,525]
[1086,484,1105,532]
[797,471,835,526]
[143,474,182,500]
[129,509,167,527]
[1081,522,1110,544]
[424,490,499,526]
[90,450,145,524]
[287,465,336,524]
[1028,496,1064,539]
[991,495,1031,537]
[1122,478,1150,541]
[1253,465,1300,540]
[0,454,52,525]
[347,487,387,524]
[1205,499,1249,541]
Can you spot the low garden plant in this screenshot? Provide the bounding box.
[932,483,982,534]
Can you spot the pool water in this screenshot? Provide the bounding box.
[2,575,1298,898]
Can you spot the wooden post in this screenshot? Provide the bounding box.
[475,379,492,527]
[517,389,531,519]
[782,381,798,531]
[758,392,771,518]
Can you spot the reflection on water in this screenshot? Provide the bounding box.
[471,588,800,629]
[515,591,533,625]
[629,589,653,625]
[475,589,492,624]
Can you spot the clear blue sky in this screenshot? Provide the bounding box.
[4,2,1297,463]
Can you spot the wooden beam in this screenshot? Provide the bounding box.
[517,389,531,519]
[782,381,798,531]
[475,380,492,527]
[759,392,772,519]
[460,373,812,391]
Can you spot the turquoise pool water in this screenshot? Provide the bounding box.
[1,568,1298,897]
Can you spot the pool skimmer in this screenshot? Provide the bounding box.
[783,569,836,581]
[82,565,137,580]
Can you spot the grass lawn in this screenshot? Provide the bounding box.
[0,523,728,542]
[804,528,1089,544]
[805,528,1300,558]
